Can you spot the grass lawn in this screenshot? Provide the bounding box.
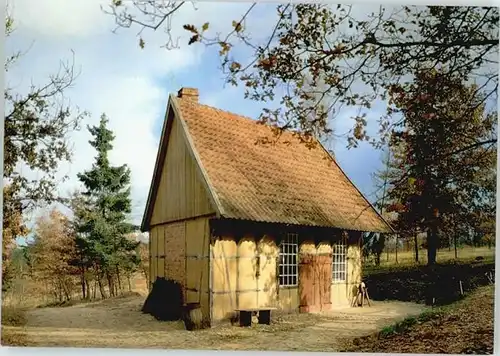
[366,246,495,269]
[341,284,495,354]
[363,254,495,306]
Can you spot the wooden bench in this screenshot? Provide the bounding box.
[235,307,277,327]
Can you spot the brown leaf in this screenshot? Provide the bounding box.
[188,35,200,45]
[183,24,198,34]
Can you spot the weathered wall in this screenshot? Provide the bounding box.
[209,222,364,322]
[150,222,186,288]
[211,236,238,321]
[276,287,299,312]
[185,217,210,317]
[150,115,215,226]
[210,233,280,321]
[149,217,212,319]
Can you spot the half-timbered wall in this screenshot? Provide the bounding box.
[209,221,364,322]
[149,216,211,317]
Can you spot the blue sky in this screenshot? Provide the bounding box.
[7,0,385,236]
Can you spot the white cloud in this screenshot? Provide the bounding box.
[10,0,110,38]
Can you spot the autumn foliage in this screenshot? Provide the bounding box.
[2,185,29,291]
[30,209,78,302]
[378,71,496,265]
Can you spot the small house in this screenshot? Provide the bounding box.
[141,87,392,324]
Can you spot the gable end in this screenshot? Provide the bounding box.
[141,96,221,231]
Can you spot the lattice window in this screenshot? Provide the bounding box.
[332,243,347,282]
[279,233,298,287]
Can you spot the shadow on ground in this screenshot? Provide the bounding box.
[364,260,495,306]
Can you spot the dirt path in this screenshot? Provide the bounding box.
[4,296,425,351]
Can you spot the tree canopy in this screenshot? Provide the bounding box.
[381,71,496,264]
[107,4,498,150]
[3,14,86,289]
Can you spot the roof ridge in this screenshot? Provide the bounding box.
[178,98,258,125]
[198,102,257,124]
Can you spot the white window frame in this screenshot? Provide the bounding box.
[278,233,298,287]
[332,242,347,283]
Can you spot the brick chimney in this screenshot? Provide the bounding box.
[177,87,199,102]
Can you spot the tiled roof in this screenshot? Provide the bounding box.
[168,93,392,233]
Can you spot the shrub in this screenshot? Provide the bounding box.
[1,307,27,327]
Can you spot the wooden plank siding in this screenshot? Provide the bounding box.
[150,115,215,226]
[185,217,210,317]
[149,217,211,318]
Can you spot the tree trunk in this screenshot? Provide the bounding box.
[63,280,71,301]
[127,275,132,292]
[427,227,438,266]
[80,267,86,300]
[106,272,114,297]
[98,276,107,299]
[454,234,458,259]
[374,233,385,267]
[414,233,419,263]
[86,278,91,300]
[116,267,122,294]
[142,265,149,287]
[375,253,381,266]
[395,235,398,264]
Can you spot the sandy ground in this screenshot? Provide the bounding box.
[3,296,425,351]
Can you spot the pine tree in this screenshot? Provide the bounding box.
[76,114,139,298]
[69,190,95,299]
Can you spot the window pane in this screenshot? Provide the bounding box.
[279,233,299,286]
[332,242,347,283]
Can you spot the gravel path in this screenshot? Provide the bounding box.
[5,296,425,350]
